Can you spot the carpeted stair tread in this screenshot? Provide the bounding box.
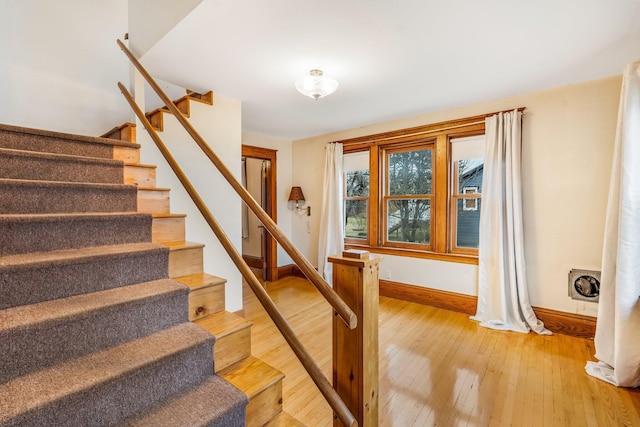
[0,212,152,256]
[0,242,169,309]
[0,279,189,383]
[0,323,215,427]
[0,178,137,214]
[119,376,248,427]
[0,147,124,184]
[0,124,248,426]
[0,123,139,159]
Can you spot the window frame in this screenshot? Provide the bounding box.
[339,114,496,265]
[343,169,370,242]
[450,159,483,256]
[381,140,435,251]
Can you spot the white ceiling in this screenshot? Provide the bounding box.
[140,0,640,140]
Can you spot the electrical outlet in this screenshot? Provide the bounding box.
[385,268,392,280]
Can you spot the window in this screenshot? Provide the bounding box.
[451,135,485,254]
[383,143,433,250]
[340,114,488,263]
[344,151,370,240]
[462,187,479,211]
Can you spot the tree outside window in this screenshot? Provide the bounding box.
[384,146,433,248]
[344,170,369,239]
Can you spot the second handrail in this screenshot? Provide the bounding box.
[118,82,357,427]
[117,38,356,330]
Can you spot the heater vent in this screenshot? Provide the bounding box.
[568,269,600,302]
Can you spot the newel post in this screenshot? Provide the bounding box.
[329,250,381,427]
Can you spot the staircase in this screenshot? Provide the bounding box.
[108,90,303,426]
[0,90,302,425]
[0,123,248,426]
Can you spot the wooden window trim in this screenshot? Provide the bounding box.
[339,111,520,264]
[381,142,435,251]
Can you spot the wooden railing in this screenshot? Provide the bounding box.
[117,39,357,427]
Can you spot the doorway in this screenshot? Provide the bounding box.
[241,145,277,281]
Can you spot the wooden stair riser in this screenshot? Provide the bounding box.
[124,164,156,187]
[214,327,252,373]
[152,215,186,243]
[219,357,285,427]
[168,244,204,278]
[188,284,225,321]
[101,123,136,143]
[246,382,284,427]
[113,146,140,163]
[193,311,253,371]
[175,273,227,321]
[146,110,164,132]
[137,188,171,214]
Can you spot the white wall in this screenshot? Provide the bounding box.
[0,0,130,135]
[128,0,202,57]
[292,76,622,317]
[242,132,295,267]
[138,95,244,312]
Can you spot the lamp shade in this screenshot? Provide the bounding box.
[295,69,338,100]
[288,186,305,202]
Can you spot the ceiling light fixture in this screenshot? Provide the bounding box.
[295,69,338,100]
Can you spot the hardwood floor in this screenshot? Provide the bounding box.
[242,276,640,426]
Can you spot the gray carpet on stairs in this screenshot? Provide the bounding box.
[0,124,247,427]
[0,147,125,184]
[0,213,153,256]
[0,179,138,214]
[0,123,139,159]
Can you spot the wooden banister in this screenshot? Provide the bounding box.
[117,38,356,331]
[118,81,357,427]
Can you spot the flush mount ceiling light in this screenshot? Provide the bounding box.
[295,69,338,100]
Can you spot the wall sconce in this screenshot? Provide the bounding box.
[288,186,311,216]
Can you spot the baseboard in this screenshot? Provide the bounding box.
[242,255,263,269]
[276,264,306,279]
[379,279,478,315]
[532,307,596,339]
[379,279,596,338]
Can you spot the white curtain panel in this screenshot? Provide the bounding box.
[586,60,640,388]
[471,110,550,335]
[317,142,344,284]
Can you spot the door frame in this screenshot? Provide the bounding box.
[242,145,278,281]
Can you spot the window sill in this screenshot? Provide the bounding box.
[344,243,479,265]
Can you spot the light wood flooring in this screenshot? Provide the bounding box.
[242,276,640,427]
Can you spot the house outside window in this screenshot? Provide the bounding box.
[451,135,485,254]
[340,114,487,264]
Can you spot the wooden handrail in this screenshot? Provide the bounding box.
[118,82,357,427]
[117,38,356,331]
